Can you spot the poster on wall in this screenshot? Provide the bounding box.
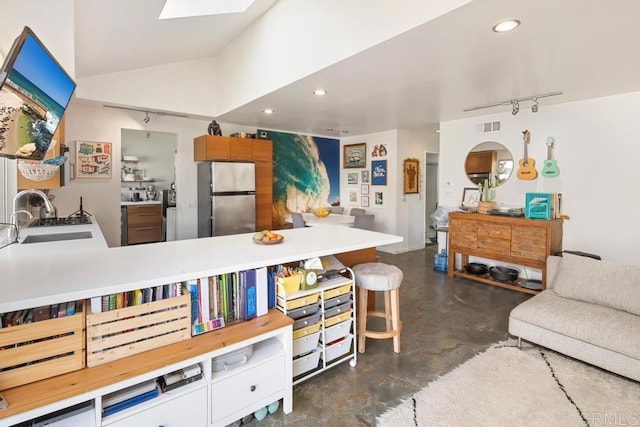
[371,160,387,185]
[403,158,419,194]
[257,129,340,226]
[375,191,384,206]
[343,143,366,168]
[349,191,358,204]
[347,172,358,185]
[361,170,370,183]
[371,144,388,157]
[76,141,112,178]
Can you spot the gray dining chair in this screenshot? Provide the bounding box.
[291,212,306,228]
[331,206,344,214]
[353,214,374,230]
[350,208,366,216]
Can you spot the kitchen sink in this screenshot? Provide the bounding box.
[21,231,93,244]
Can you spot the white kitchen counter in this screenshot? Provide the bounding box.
[0,226,401,313]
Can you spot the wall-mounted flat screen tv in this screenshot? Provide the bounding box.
[0,26,76,160]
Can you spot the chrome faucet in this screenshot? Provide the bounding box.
[11,189,55,241]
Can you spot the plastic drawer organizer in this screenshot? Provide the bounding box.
[276,267,357,385]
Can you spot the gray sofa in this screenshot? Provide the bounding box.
[509,253,640,382]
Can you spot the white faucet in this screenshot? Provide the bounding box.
[11,189,55,241]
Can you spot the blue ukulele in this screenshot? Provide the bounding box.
[541,137,559,178]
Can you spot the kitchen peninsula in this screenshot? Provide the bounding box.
[0,225,401,426]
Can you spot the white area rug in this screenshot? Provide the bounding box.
[377,341,640,427]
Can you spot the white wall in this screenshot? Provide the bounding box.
[439,91,640,266]
[52,103,257,247]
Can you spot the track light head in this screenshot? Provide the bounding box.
[531,98,539,113]
[143,112,151,124]
[511,101,519,115]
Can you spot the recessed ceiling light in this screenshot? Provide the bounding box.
[341,130,349,134]
[263,108,274,114]
[492,19,521,33]
[313,89,327,96]
[326,128,334,131]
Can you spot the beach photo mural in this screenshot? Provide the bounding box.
[257,129,340,226]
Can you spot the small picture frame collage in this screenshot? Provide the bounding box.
[344,142,387,206]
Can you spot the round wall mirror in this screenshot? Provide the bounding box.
[465,141,514,187]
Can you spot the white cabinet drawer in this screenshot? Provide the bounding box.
[323,319,352,344]
[293,331,321,357]
[103,386,207,427]
[211,354,285,423]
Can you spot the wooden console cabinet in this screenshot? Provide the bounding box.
[448,212,563,294]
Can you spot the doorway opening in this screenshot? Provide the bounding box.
[424,152,439,247]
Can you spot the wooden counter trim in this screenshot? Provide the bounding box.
[0,310,292,421]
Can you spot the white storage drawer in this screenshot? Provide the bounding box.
[211,354,286,423]
[293,347,321,377]
[293,331,321,357]
[103,386,207,427]
[323,334,354,364]
[323,319,352,344]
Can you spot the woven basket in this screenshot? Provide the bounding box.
[17,162,59,181]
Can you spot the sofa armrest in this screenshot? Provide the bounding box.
[546,255,562,290]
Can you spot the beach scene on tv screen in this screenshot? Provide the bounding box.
[0,32,75,159]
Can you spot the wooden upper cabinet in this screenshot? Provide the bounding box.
[465,151,496,174]
[194,135,230,161]
[229,137,253,161]
[17,117,65,190]
[194,135,254,161]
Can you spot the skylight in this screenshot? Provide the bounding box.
[159,0,257,19]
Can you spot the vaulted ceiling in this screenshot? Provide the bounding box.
[73,0,640,136]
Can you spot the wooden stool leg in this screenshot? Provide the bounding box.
[384,290,392,331]
[358,288,368,353]
[390,288,401,353]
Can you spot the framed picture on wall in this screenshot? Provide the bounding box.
[371,160,387,185]
[361,184,369,195]
[343,143,366,168]
[349,191,358,204]
[403,158,419,194]
[361,170,370,183]
[347,172,359,185]
[361,196,370,207]
[76,141,112,178]
[375,191,384,206]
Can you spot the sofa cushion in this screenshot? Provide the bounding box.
[552,253,640,316]
[510,290,640,360]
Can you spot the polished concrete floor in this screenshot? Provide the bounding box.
[253,245,530,426]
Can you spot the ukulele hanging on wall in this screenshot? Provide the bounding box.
[541,136,560,178]
[517,129,538,180]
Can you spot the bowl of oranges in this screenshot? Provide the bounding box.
[253,230,284,245]
[313,207,331,218]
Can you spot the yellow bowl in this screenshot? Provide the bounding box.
[313,208,330,217]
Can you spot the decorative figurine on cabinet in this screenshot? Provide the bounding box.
[208,120,222,136]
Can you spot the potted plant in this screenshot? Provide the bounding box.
[477,178,496,214]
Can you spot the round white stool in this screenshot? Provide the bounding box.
[353,262,403,353]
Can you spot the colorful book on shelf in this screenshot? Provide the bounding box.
[256,267,269,317]
[244,269,257,320]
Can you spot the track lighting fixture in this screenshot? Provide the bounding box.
[511,101,519,116]
[143,112,150,124]
[463,91,562,115]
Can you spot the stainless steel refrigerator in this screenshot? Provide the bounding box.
[197,162,256,237]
